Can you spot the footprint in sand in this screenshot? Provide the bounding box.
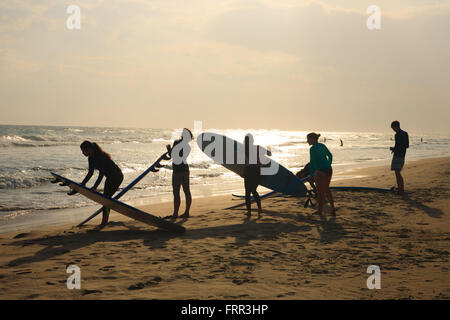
[99,265,115,271]
[128,277,162,290]
[82,289,103,296]
[13,233,32,239]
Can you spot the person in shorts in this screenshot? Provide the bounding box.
[390,121,409,195]
[307,132,335,215]
[164,128,193,219]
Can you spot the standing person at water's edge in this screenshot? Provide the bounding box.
[164,128,193,219]
[390,121,409,195]
[307,133,336,215]
[77,141,124,228]
[243,133,271,217]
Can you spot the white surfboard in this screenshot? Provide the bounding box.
[51,172,185,233]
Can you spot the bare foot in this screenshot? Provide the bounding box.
[179,212,190,219]
[163,213,178,219]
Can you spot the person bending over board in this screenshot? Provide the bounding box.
[307,133,336,215]
[243,134,271,217]
[164,128,193,219]
[390,121,409,196]
[76,141,124,228]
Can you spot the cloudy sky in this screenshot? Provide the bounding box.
[0,0,449,132]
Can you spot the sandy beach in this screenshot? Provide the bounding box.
[0,157,448,299]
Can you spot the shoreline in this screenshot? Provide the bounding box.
[1,156,448,235]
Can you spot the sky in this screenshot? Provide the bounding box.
[0,0,449,133]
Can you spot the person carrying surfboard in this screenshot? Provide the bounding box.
[164,128,193,219]
[243,133,271,217]
[76,141,124,228]
[307,133,336,215]
[390,121,409,196]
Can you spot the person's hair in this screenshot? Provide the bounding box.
[244,133,254,146]
[80,140,111,159]
[182,128,194,140]
[391,120,400,128]
[307,132,321,142]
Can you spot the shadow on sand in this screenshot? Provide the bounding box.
[6,219,306,267]
[403,195,445,218]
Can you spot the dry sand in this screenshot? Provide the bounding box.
[0,157,449,299]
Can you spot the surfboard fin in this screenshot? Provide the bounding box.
[150,167,159,172]
[155,162,164,168]
[50,178,61,184]
[59,181,70,186]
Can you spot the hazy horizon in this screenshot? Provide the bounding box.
[1,0,449,134]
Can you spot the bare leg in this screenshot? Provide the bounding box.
[314,171,326,215]
[180,184,191,218]
[395,170,404,195]
[245,189,252,216]
[172,186,181,217]
[324,174,336,214]
[252,189,262,215]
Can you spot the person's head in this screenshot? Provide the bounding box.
[306,132,320,145]
[80,141,111,159]
[244,133,254,146]
[181,128,193,142]
[391,120,400,132]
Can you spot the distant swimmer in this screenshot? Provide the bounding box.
[78,141,124,228]
[164,128,193,219]
[390,121,409,196]
[243,133,271,217]
[307,132,335,215]
[340,139,343,147]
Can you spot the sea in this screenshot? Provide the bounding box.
[0,125,449,233]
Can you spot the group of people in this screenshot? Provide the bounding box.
[75,121,409,228]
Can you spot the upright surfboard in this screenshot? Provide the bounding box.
[51,173,185,233]
[197,132,307,196]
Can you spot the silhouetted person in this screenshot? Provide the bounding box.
[78,141,124,228]
[243,134,271,217]
[165,128,193,219]
[390,121,409,195]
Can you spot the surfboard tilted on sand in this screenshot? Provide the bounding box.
[197,132,307,196]
[51,173,185,233]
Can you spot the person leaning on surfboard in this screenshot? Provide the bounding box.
[75,141,124,228]
[307,132,336,215]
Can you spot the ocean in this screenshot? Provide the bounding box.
[0,125,449,232]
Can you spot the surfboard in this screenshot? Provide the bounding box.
[51,172,185,233]
[330,186,395,192]
[197,132,307,196]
